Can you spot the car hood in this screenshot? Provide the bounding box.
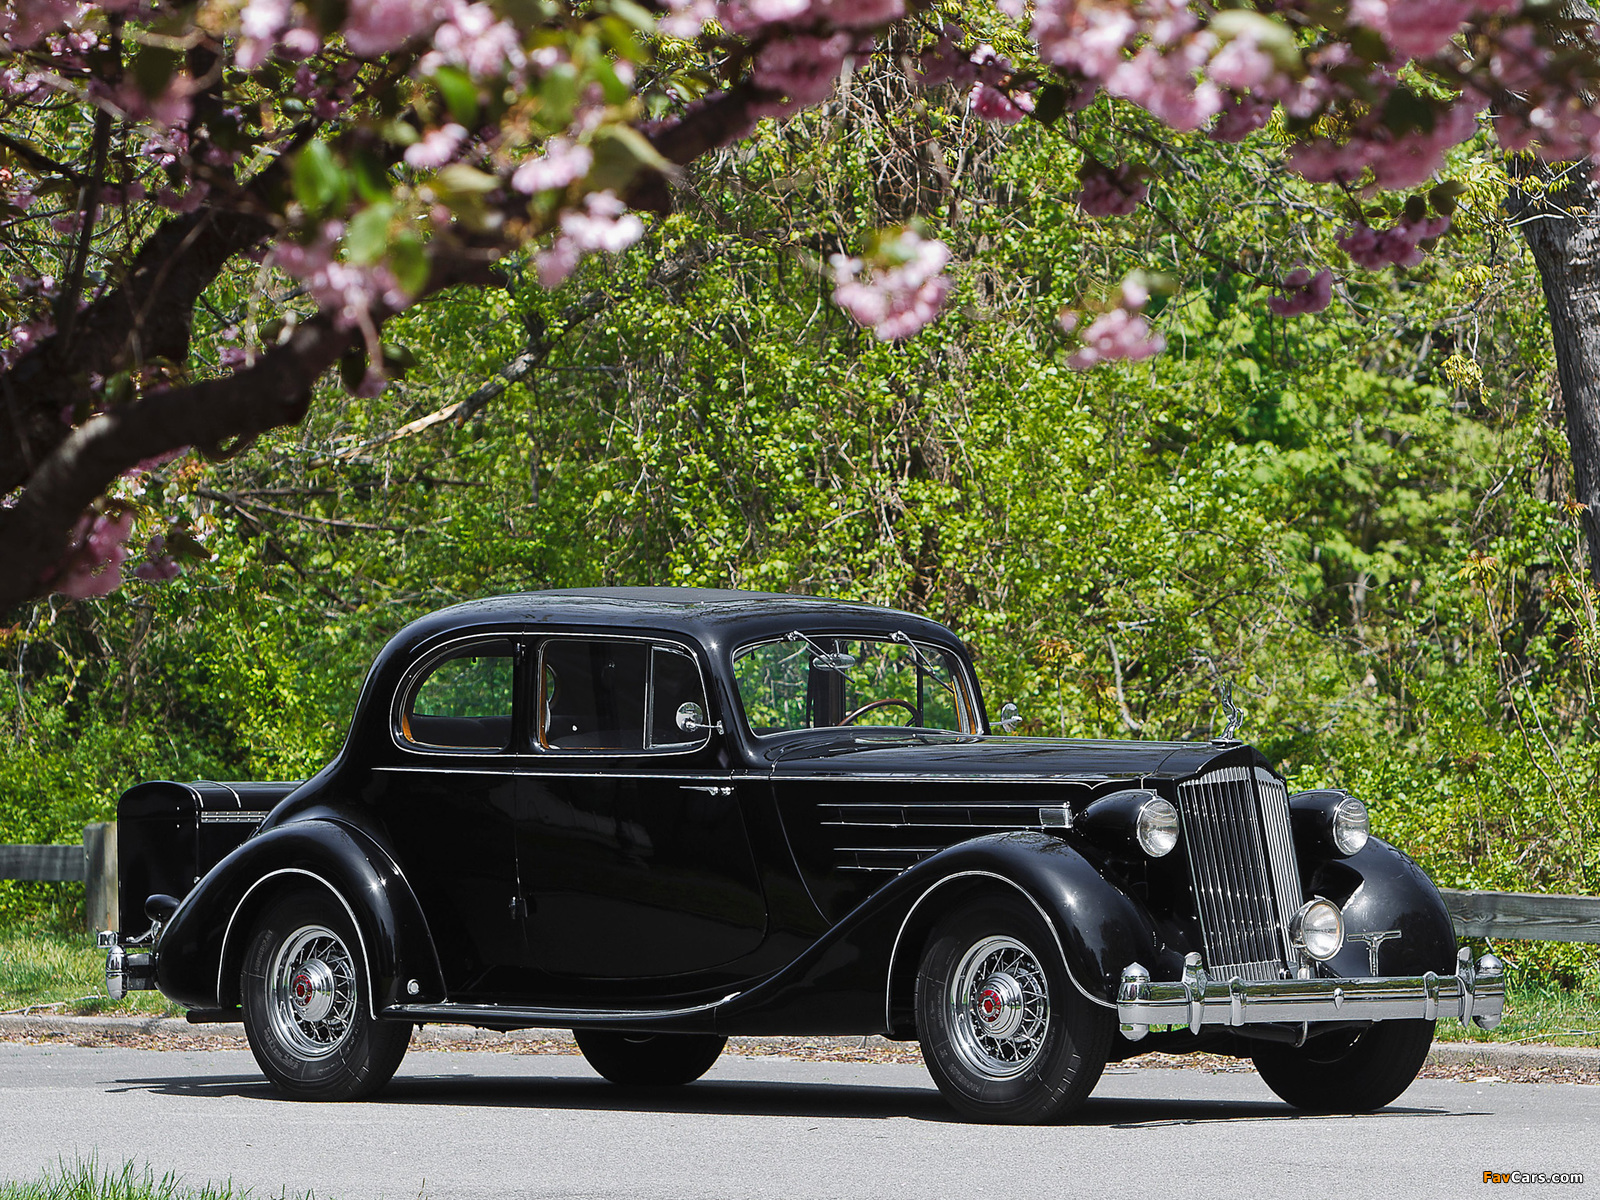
[763,732,1270,783]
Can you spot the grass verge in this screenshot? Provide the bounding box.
[0,1158,305,1200]
[0,917,179,1017]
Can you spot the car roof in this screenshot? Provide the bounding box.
[382,588,965,657]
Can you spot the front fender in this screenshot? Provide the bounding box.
[715,831,1163,1037]
[1306,836,1458,979]
[154,819,445,1013]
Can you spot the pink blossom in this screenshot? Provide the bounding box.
[830,229,951,341]
[404,123,468,170]
[535,191,645,289]
[131,536,181,583]
[1031,0,1137,80]
[1,0,80,50]
[1266,267,1333,316]
[237,0,294,69]
[1066,307,1165,369]
[752,32,854,110]
[1337,215,1451,270]
[658,0,717,38]
[914,24,978,87]
[1349,0,1473,59]
[1076,161,1148,217]
[970,81,1033,123]
[716,0,810,34]
[271,238,408,327]
[49,510,134,600]
[1208,30,1278,91]
[342,0,442,57]
[1211,93,1275,141]
[1106,41,1221,132]
[511,137,593,193]
[1290,92,1483,189]
[420,0,525,81]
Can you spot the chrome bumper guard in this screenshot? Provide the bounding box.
[1116,947,1504,1041]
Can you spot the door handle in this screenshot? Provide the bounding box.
[681,785,734,797]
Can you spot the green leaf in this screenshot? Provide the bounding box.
[431,66,480,126]
[1430,179,1467,216]
[435,163,501,194]
[292,141,347,215]
[381,342,419,378]
[1031,84,1067,127]
[338,344,368,394]
[1403,194,1428,224]
[603,0,657,33]
[131,46,182,100]
[586,125,672,194]
[389,231,430,296]
[1209,11,1301,76]
[346,203,393,265]
[1381,89,1437,137]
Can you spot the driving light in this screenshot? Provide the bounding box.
[1291,898,1344,961]
[1136,798,1180,858]
[1332,796,1370,856]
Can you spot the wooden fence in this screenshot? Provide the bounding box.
[0,827,1595,944]
[0,822,117,930]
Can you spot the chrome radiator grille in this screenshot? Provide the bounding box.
[1176,765,1304,983]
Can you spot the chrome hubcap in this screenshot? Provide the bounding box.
[948,935,1050,1079]
[268,925,357,1060]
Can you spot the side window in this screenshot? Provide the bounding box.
[537,639,709,753]
[540,639,648,751]
[649,646,708,748]
[401,641,514,751]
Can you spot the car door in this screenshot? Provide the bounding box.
[377,635,527,999]
[513,635,768,991]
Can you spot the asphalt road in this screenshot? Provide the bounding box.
[1,1044,1595,1199]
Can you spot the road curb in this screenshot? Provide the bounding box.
[3,1014,1596,1071]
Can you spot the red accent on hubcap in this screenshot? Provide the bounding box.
[979,987,1003,1022]
[293,972,313,1005]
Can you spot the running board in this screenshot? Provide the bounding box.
[386,994,741,1031]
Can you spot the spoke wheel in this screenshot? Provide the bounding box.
[1251,1019,1435,1113]
[916,896,1112,1124]
[574,1030,727,1086]
[241,890,410,1101]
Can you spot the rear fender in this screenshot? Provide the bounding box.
[154,820,445,1013]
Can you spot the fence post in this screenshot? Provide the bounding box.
[83,822,117,933]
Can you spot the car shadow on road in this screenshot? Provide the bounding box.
[106,1071,1485,1127]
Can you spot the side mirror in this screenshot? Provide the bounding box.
[675,701,723,736]
[996,702,1022,734]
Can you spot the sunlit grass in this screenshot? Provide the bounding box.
[1433,980,1600,1048]
[0,1158,309,1200]
[0,919,179,1016]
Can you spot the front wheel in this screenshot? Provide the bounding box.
[240,890,410,1101]
[915,896,1113,1124]
[1251,1019,1435,1112]
[574,1030,727,1086]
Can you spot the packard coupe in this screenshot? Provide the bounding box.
[101,588,1502,1122]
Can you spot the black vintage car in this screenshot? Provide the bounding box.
[101,588,1502,1122]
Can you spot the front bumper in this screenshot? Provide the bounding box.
[1117,947,1504,1040]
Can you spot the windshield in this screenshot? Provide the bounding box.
[733,634,975,736]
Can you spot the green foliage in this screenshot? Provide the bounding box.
[0,63,1594,991]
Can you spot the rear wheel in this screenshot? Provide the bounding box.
[574,1030,727,1086]
[240,890,410,1101]
[1251,1019,1435,1112]
[915,896,1113,1124]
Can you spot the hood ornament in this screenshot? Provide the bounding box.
[1217,681,1245,742]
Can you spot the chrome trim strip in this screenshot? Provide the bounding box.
[883,869,1117,1035]
[372,766,750,782]
[386,993,741,1024]
[778,774,1117,785]
[197,812,268,825]
[216,867,379,1021]
[1115,949,1505,1037]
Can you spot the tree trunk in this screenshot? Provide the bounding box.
[1511,165,1600,584]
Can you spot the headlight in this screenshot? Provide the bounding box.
[1136,797,1180,858]
[1290,897,1344,960]
[1332,796,1369,855]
